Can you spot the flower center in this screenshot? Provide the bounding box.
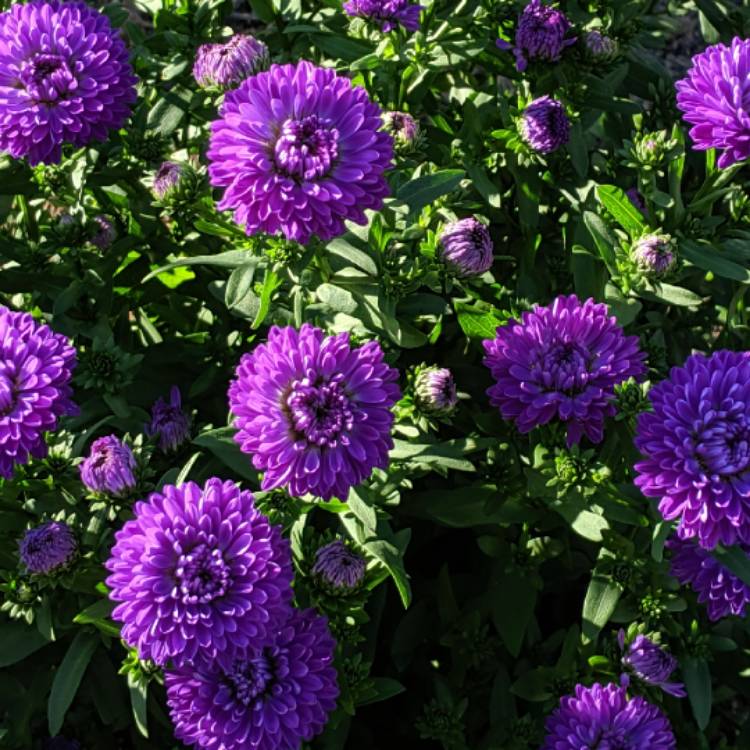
[286,377,353,447]
[175,543,231,603]
[274,115,339,181]
[227,654,275,705]
[695,410,750,476]
[536,342,591,393]
[20,54,75,104]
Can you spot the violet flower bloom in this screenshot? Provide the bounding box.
[497,0,576,72]
[193,34,269,90]
[0,306,77,478]
[519,95,570,154]
[343,0,423,33]
[207,61,393,245]
[483,295,646,445]
[542,682,676,749]
[146,386,190,453]
[635,350,750,549]
[632,234,676,276]
[668,537,750,621]
[166,607,339,750]
[414,366,458,416]
[80,435,137,497]
[19,521,77,575]
[0,0,137,165]
[312,540,366,592]
[106,478,293,668]
[619,631,686,697]
[229,324,401,501]
[676,37,750,169]
[439,218,494,277]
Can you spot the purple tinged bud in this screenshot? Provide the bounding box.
[383,111,421,150]
[146,386,190,453]
[498,0,576,72]
[439,218,494,277]
[519,96,570,154]
[584,30,618,60]
[414,366,458,416]
[312,539,366,592]
[626,187,648,217]
[80,435,137,497]
[619,631,686,697]
[19,521,77,574]
[632,234,676,276]
[193,34,269,91]
[343,0,423,32]
[90,215,115,249]
[152,161,186,201]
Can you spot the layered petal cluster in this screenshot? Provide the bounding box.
[166,607,339,750]
[519,95,570,154]
[0,306,77,478]
[635,351,750,549]
[228,324,401,500]
[542,682,676,749]
[676,37,750,169]
[667,537,750,621]
[146,386,190,453]
[483,295,646,445]
[343,0,423,33]
[193,34,269,90]
[497,0,576,72]
[0,0,137,165]
[80,435,137,497]
[207,61,393,244]
[439,218,494,277]
[19,520,77,574]
[106,478,293,667]
[312,539,366,592]
[620,633,686,697]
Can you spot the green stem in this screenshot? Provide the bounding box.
[17,195,38,244]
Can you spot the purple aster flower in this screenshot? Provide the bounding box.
[19,521,77,574]
[193,34,269,91]
[312,540,366,592]
[146,386,190,453]
[635,350,750,549]
[483,295,646,446]
[228,324,401,501]
[496,0,576,72]
[152,161,185,201]
[542,682,676,749]
[619,632,686,697]
[439,218,494,277]
[667,537,750,621]
[414,366,458,416]
[343,0,423,33]
[0,0,137,165]
[106,478,293,667]
[519,95,570,154]
[166,607,338,750]
[383,111,421,150]
[90,215,115,250]
[207,61,393,245]
[584,29,618,60]
[676,38,750,169]
[0,306,76,478]
[80,435,136,497]
[632,233,676,276]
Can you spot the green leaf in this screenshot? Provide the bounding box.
[144,252,257,281]
[713,545,750,587]
[681,240,750,284]
[193,427,258,482]
[684,657,712,730]
[638,283,704,307]
[48,630,99,736]
[510,667,553,701]
[347,486,377,533]
[395,170,464,214]
[492,573,537,657]
[391,438,490,472]
[568,122,589,180]
[0,618,50,667]
[316,283,358,314]
[73,599,120,638]
[583,211,618,273]
[224,264,260,318]
[467,164,502,208]
[128,675,149,738]
[357,677,406,706]
[581,574,622,644]
[454,301,504,339]
[596,185,646,237]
